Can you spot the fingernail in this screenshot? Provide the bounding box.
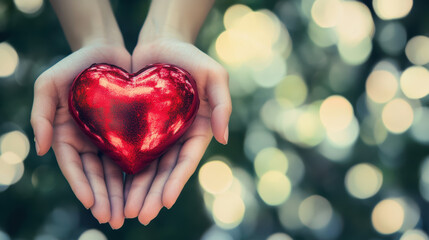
[34,138,40,155]
[223,126,229,144]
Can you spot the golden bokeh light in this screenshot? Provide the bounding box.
[298,195,333,230]
[0,131,30,164]
[405,36,429,66]
[275,75,308,107]
[267,233,293,240]
[400,66,429,99]
[199,160,233,194]
[311,0,341,28]
[345,163,383,199]
[0,157,24,186]
[223,4,252,30]
[335,1,374,44]
[14,0,43,14]
[254,147,288,178]
[382,99,414,134]
[400,229,429,240]
[78,229,107,240]
[372,199,405,234]
[295,105,325,147]
[366,70,398,103]
[373,0,413,20]
[212,192,245,229]
[0,42,19,77]
[338,37,372,65]
[326,117,359,148]
[257,171,291,206]
[320,95,354,132]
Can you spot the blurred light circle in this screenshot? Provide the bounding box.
[397,198,420,231]
[320,95,354,132]
[382,99,414,134]
[257,171,291,206]
[0,42,19,77]
[0,158,24,186]
[326,117,359,148]
[285,150,305,186]
[373,0,413,20]
[275,75,308,107]
[215,30,251,65]
[266,232,293,240]
[410,107,429,144]
[405,36,429,65]
[372,199,405,234]
[377,22,407,55]
[308,21,338,48]
[278,191,305,230]
[252,54,287,88]
[0,230,10,240]
[420,156,429,201]
[212,192,245,229]
[78,229,107,240]
[298,195,333,230]
[345,163,383,199]
[311,0,341,28]
[14,0,43,14]
[400,66,429,99]
[336,1,374,44]
[400,229,429,240]
[360,116,388,146]
[338,37,372,65]
[199,160,233,194]
[254,147,288,177]
[295,105,325,147]
[201,226,234,240]
[244,129,277,159]
[318,139,352,162]
[223,4,252,30]
[260,99,286,130]
[366,70,398,103]
[0,131,30,164]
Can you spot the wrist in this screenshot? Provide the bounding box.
[137,18,194,45]
[79,35,125,50]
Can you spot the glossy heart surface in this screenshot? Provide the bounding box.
[68,63,199,174]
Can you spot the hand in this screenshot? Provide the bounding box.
[30,42,131,229]
[124,37,232,225]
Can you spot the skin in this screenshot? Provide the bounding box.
[31,0,231,229]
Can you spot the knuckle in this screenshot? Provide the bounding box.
[34,70,53,92]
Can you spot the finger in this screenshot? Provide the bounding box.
[124,174,133,203]
[31,71,57,155]
[81,153,111,224]
[162,118,212,209]
[102,155,125,229]
[124,161,157,219]
[206,68,232,145]
[53,143,94,209]
[138,145,181,225]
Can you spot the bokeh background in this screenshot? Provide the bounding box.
[1,0,429,239]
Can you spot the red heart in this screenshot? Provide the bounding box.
[68,63,199,174]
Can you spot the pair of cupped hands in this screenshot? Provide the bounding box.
[30,36,232,229]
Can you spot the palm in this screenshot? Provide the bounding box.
[123,38,231,225]
[31,43,131,229]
